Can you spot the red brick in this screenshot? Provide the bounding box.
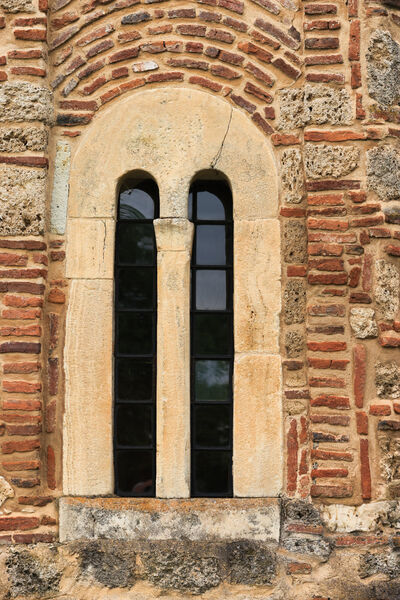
[271,133,300,145]
[308,243,343,256]
[81,76,108,95]
[350,292,371,303]
[307,341,346,352]
[0,324,41,337]
[2,307,41,320]
[230,93,256,113]
[176,24,206,36]
[13,533,56,544]
[250,28,280,49]
[311,484,352,497]
[287,562,312,575]
[360,438,371,500]
[264,107,275,119]
[45,400,56,433]
[308,258,344,271]
[118,30,142,44]
[47,446,56,490]
[0,342,41,354]
[48,357,59,396]
[120,77,146,93]
[10,477,40,488]
[308,303,345,316]
[304,19,340,30]
[311,468,348,478]
[189,75,222,91]
[385,244,400,256]
[285,389,311,399]
[254,18,300,49]
[308,194,344,207]
[245,61,274,85]
[356,411,368,434]
[2,439,40,454]
[311,449,353,461]
[3,363,40,375]
[287,419,298,494]
[349,265,361,287]
[223,16,247,32]
[48,288,65,304]
[251,0,280,14]
[308,218,348,231]
[305,130,365,142]
[351,62,361,88]
[309,376,345,388]
[18,496,53,506]
[335,534,388,547]
[356,93,366,119]
[305,37,339,50]
[304,3,337,14]
[362,253,373,292]
[272,57,301,79]
[306,72,344,83]
[305,53,343,65]
[310,414,349,426]
[353,344,366,408]
[0,156,48,168]
[0,516,40,532]
[349,20,360,61]
[2,460,40,471]
[369,227,391,238]
[206,28,235,43]
[199,10,222,22]
[51,11,79,30]
[0,254,28,267]
[308,272,348,285]
[299,449,308,475]
[251,112,274,135]
[287,265,307,277]
[351,215,384,228]
[238,41,273,63]
[14,29,47,41]
[370,404,391,416]
[379,333,400,347]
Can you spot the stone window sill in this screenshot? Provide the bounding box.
[59,497,280,543]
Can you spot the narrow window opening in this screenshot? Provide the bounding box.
[189,178,234,497]
[114,174,159,497]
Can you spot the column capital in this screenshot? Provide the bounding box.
[154,218,194,253]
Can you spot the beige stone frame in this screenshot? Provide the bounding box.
[63,87,282,498]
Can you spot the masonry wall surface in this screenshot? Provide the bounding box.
[0,0,399,597]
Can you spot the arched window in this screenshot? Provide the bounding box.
[189,177,233,497]
[114,174,159,497]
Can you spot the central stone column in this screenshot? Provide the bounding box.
[154,218,194,498]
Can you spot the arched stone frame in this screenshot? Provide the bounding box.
[63,87,282,498]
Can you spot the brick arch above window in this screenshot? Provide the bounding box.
[64,87,282,498]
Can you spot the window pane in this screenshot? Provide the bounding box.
[116,405,153,447]
[115,450,154,496]
[117,223,155,265]
[193,314,231,356]
[195,270,227,310]
[117,268,154,309]
[192,451,231,496]
[197,190,226,220]
[196,226,226,265]
[195,360,230,402]
[117,312,153,355]
[116,358,153,401]
[119,188,155,220]
[194,405,230,447]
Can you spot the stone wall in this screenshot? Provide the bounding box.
[0,0,399,596]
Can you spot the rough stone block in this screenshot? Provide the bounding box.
[227,542,277,585]
[359,551,400,579]
[283,220,307,263]
[350,308,378,338]
[278,84,352,130]
[281,147,304,204]
[376,361,400,398]
[367,145,400,201]
[0,476,13,508]
[6,550,61,598]
[0,82,54,124]
[0,166,46,235]
[0,0,33,11]
[0,126,47,153]
[75,541,136,588]
[367,29,400,107]
[375,259,400,319]
[305,143,359,179]
[285,330,305,357]
[284,280,306,324]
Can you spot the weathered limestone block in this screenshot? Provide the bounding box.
[376,361,400,398]
[285,330,304,357]
[6,550,61,599]
[0,82,54,124]
[367,145,400,201]
[0,0,33,11]
[375,259,400,319]
[359,551,400,579]
[367,29,400,107]
[284,280,306,324]
[281,148,304,204]
[227,542,277,585]
[283,220,307,263]
[305,144,360,179]
[0,126,47,152]
[0,166,46,235]
[51,141,71,234]
[278,85,352,130]
[0,476,13,507]
[75,541,136,588]
[350,308,378,339]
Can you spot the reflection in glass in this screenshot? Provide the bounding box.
[193,451,231,495]
[197,190,226,220]
[116,450,154,496]
[194,405,230,447]
[119,186,155,220]
[116,358,153,401]
[195,360,230,401]
[196,225,226,265]
[195,270,226,310]
[117,223,155,265]
[116,405,153,446]
[117,268,154,309]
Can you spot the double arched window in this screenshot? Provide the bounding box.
[114,174,233,497]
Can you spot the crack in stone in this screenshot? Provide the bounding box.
[210,108,233,169]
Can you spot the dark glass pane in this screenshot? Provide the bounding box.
[196,226,226,265]
[188,191,193,221]
[116,358,153,401]
[117,268,154,309]
[193,451,231,496]
[194,405,230,447]
[197,190,226,220]
[196,270,226,310]
[117,312,153,355]
[119,188,155,220]
[116,450,154,496]
[195,360,230,402]
[117,223,155,265]
[193,314,231,355]
[116,405,153,447]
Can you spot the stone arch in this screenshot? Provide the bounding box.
[63,87,282,497]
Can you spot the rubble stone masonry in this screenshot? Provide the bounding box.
[0,0,399,596]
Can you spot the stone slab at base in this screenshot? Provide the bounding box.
[59,497,281,543]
